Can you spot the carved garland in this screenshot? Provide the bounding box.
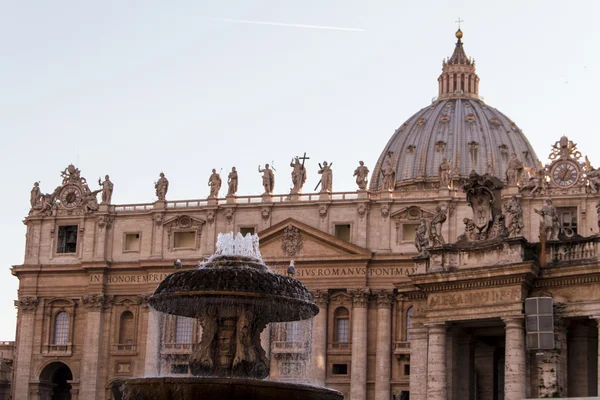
[281,226,303,257]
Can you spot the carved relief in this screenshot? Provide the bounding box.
[206,210,215,226]
[319,204,328,220]
[224,208,234,224]
[349,288,370,308]
[416,117,426,127]
[14,296,39,312]
[82,294,114,311]
[465,113,476,123]
[261,207,271,221]
[549,136,582,161]
[153,213,163,226]
[310,289,329,307]
[357,203,369,219]
[489,117,501,127]
[407,145,416,155]
[380,203,390,219]
[373,289,394,309]
[281,226,303,257]
[439,115,450,124]
[97,214,114,230]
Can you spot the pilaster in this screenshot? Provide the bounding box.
[310,289,329,386]
[80,294,113,400]
[408,325,428,400]
[12,297,39,400]
[349,288,369,400]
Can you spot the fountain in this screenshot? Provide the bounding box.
[113,233,343,400]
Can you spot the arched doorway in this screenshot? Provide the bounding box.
[39,362,73,400]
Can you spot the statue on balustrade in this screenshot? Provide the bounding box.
[504,196,524,238]
[520,162,547,197]
[414,218,429,256]
[258,164,275,195]
[317,161,333,193]
[290,157,307,194]
[534,199,560,241]
[429,205,447,247]
[381,152,395,192]
[353,161,369,190]
[208,169,222,198]
[587,168,600,194]
[505,153,523,185]
[155,172,169,201]
[227,167,238,196]
[30,182,41,208]
[98,175,114,204]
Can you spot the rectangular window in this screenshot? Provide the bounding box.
[334,224,351,242]
[557,207,577,236]
[173,231,196,249]
[336,319,349,343]
[402,223,419,242]
[175,317,194,344]
[404,364,410,376]
[124,233,141,252]
[171,364,189,374]
[332,364,348,375]
[57,225,78,254]
[285,321,302,343]
[239,227,255,236]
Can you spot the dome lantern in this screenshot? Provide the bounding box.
[437,29,480,100]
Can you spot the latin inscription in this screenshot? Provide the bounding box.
[272,266,417,278]
[428,288,519,309]
[89,273,173,285]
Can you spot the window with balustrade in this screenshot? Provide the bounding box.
[334,307,349,346]
[53,312,69,346]
[285,321,303,343]
[175,316,194,344]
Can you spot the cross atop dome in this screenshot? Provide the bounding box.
[437,26,480,100]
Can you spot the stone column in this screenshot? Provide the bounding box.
[409,325,429,400]
[503,316,527,400]
[374,290,393,400]
[349,289,369,400]
[80,294,112,400]
[533,318,568,398]
[426,322,447,400]
[311,290,329,386]
[12,297,39,400]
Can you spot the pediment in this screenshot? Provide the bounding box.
[163,215,206,229]
[258,218,371,261]
[391,206,435,221]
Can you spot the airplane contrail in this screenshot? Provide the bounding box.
[213,18,364,32]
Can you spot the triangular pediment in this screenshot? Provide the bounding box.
[258,218,371,261]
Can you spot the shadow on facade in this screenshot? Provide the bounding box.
[39,362,73,400]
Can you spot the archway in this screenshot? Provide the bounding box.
[39,362,73,400]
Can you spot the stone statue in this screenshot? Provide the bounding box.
[381,153,396,192]
[318,162,333,193]
[98,175,113,204]
[290,157,306,194]
[429,205,447,246]
[155,172,169,201]
[208,169,222,198]
[504,196,524,238]
[258,164,275,195]
[521,165,547,197]
[227,167,238,196]
[587,168,600,194]
[505,153,523,185]
[535,199,560,241]
[596,200,600,231]
[353,161,369,190]
[414,218,429,256]
[82,185,101,213]
[61,164,83,185]
[30,182,41,208]
[439,158,452,188]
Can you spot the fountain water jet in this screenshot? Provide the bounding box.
[113,232,343,400]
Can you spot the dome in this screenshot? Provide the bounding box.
[370,31,540,190]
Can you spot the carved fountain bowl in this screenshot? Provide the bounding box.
[149,256,318,321]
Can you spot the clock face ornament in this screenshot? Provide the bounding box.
[552,161,579,187]
[60,185,82,208]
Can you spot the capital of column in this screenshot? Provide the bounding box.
[349,288,370,308]
[373,289,394,309]
[310,289,330,308]
[502,315,524,330]
[426,322,447,335]
[82,294,114,311]
[14,296,39,313]
[137,294,150,309]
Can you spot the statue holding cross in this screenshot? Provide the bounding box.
[290,153,309,194]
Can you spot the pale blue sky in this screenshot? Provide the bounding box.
[0,1,599,339]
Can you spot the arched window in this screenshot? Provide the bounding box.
[53,312,69,345]
[119,311,135,345]
[175,316,193,344]
[406,307,413,341]
[334,307,349,344]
